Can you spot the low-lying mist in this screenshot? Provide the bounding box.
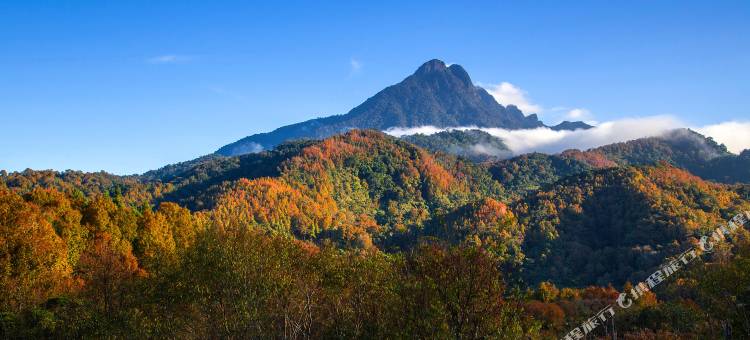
[385,116,749,156]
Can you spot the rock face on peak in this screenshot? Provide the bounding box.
[217,59,570,156]
[338,59,543,130]
[415,58,449,74]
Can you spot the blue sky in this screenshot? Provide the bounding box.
[1,1,748,174]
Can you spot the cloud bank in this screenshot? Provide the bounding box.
[480,82,590,124]
[695,121,750,154]
[482,82,542,114]
[471,80,750,155]
[385,116,750,156]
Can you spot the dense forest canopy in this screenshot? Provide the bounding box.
[3,128,750,338]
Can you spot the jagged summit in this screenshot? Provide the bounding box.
[415,59,449,74]
[216,59,583,156]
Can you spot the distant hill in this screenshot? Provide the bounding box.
[401,129,512,162]
[549,120,593,131]
[216,59,588,156]
[571,128,750,184]
[588,128,730,167]
[488,129,750,192]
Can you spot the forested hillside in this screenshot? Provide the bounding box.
[3,129,750,338]
[401,129,512,162]
[516,164,750,286]
[485,129,750,194]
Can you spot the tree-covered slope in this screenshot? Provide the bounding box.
[572,129,750,184]
[591,128,730,167]
[485,129,750,195]
[401,129,512,162]
[5,127,750,338]
[488,153,595,196]
[212,130,505,250]
[516,164,750,287]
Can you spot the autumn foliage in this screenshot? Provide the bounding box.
[2,130,750,338]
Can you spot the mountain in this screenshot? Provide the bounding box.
[216,59,585,156]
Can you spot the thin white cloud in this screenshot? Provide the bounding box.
[482,116,682,154]
[208,86,251,104]
[147,55,191,64]
[385,126,450,136]
[385,116,750,156]
[695,121,750,154]
[385,115,683,155]
[565,108,590,120]
[479,82,592,125]
[482,82,542,114]
[350,58,363,74]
